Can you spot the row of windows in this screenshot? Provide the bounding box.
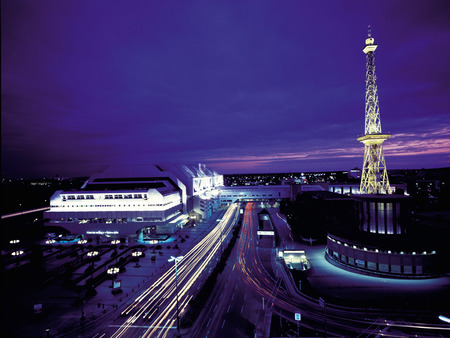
[62,193,148,201]
[64,195,95,200]
[52,201,178,208]
[327,248,426,274]
[53,204,147,208]
[327,236,436,256]
[105,194,146,199]
[361,202,402,235]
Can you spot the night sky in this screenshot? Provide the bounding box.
[2,0,450,178]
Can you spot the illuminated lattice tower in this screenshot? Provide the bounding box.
[357,27,391,194]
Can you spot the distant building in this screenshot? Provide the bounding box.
[44,164,223,240]
[328,182,407,195]
[219,185,290,205]
[348,168,361,179]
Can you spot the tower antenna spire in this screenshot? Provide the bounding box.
[368,25,371,37]
[357,27,391,194]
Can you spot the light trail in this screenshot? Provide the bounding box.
[1,207,50,219]
[234,203,450,337]
[110,203,240,338]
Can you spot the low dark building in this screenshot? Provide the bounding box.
[326,194,448,278]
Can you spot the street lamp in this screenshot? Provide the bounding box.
[11,250,24,266]
[107,267,119,288]
[132,250,142,267]
[87,250,98,266]
[10,239,20,245]
[87,251,99,280]
[168,255,183,335]
[111,239,120,263]
[11,250,24,256]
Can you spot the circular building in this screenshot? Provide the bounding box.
[326,194,445,278]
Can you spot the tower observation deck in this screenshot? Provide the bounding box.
[357,26,391,194]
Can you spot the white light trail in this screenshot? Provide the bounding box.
[111,203,240,338]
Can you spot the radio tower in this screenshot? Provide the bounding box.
[357,26,391,194]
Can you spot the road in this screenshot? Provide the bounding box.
[190,203,450,337]
[188,202,264,337]
[89,203,240,338]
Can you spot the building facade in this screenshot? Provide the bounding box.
[44,164,223,240]
[219,185,291,206]
[326,194,443,277]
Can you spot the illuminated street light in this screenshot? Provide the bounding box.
[78,239,87,244]
[107,267,120,288]
[10,239,20,245]
[86,250,99,280]
[87,250,99,258]
[107,267,119,274]
[11,250,24,266]
[111,240,120,263]
[87,250,99,267]
[132,250,143,267]
[168,255,183,335]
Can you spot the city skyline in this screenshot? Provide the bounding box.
[2,0,450,178]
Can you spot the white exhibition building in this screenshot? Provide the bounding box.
[44,164,224,241]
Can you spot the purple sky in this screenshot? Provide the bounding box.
[2,0,450,178]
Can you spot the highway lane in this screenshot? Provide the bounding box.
[189,202,325,337]
[269,208,295,248]
[200,203,450,337]
[91,203,240,338]
[189,202,264,338]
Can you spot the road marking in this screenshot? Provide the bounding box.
[244,294,247,301]
[231,293,235,300]
[227,304,231,313]
[232,263,236,271]
[241,305,244,314]
[235,284,238,290]
[213,304,217,312]
[206,318,211,327]
[222,319,226,328]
